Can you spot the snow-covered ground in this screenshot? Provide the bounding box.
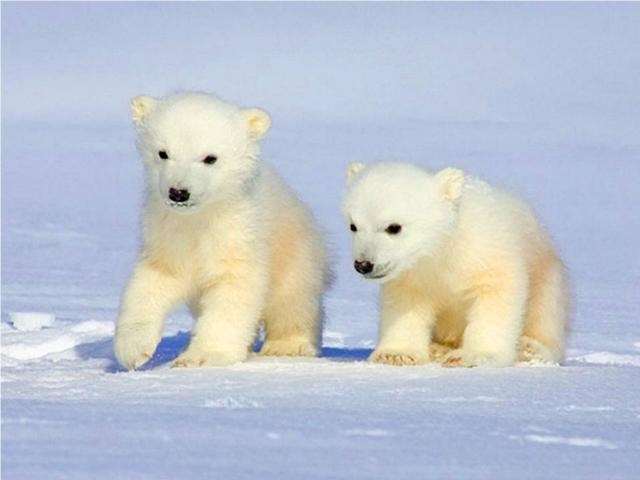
[2,4,639,479]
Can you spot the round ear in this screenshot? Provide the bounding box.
[131,95,157,126]
[243,108,271,139]
[435,167,465,202]
[346,162,366,185]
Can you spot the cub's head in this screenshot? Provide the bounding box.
[342,162,465,283]
[131,92,271,213]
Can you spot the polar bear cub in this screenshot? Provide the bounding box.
[114,92,328,369]
[343,162,569,367]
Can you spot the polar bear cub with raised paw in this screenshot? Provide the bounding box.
[114,92,328,370]
[343,162,569,367]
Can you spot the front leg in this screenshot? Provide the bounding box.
[173,263,266,368]
[445,267,527,368]
[114,261,186,370]
[370,282,435,366]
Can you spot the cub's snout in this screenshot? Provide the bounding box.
[354,260,374,275]
[168,188,190,203]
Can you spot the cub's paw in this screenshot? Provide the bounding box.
[442,349,469,368]
[259,338,319,357]
[369,348,429,366]
[518,336,558,364]
[172,346,247,368]
[443,349,513,368]
[113,325,160,370]
[428,343,453,363]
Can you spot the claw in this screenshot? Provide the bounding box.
[443,356,465,368]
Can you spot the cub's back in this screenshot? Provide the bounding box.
[457,178,556,268]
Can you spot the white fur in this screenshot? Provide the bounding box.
[114,92,328,369]
[343,162,569,367]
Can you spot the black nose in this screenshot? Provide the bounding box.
[354,260,374,275]
[168,188,190,203]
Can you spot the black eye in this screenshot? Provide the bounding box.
[158,150,169,160]
[203,155,217,165]
[386,224,402,235]
[350,223,357,232]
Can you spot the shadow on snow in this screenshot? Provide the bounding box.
[75,331,372,372]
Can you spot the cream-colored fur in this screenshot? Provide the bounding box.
[114,92,328,370]
[343,162,569,367]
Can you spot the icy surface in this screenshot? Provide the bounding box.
[2,3,639,479]
[8,312,56,332]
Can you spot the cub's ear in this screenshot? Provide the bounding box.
[435,167,465,202]
[346,162,366,185]
[131,95,157,125]
[243,108,271,139]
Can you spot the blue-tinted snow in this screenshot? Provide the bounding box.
[2,3,639,479]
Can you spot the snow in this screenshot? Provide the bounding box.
[8,312,55,332]
[571,352,640,367]
[2,320,113,361]
[515,434,618,450]
[2,3,640,479]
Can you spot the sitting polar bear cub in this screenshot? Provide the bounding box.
[343,162,569,367]
[114,92,328,369]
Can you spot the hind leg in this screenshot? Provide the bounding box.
[520,258,569,363]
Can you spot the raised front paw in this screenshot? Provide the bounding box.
[113,324,160,370]
[443,348,513,368]
[172,345,247,368]
[259,338,318,357]
[369,348,429,366]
